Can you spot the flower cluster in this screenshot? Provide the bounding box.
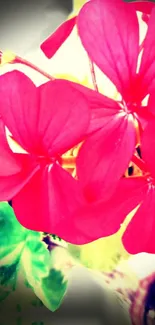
[1,0,155,254]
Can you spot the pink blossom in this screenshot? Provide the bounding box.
[40,0,154,59]
[0,70,90,238]
[73,0,155,200]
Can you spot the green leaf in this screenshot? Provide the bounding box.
[0,202,51,305]
[0,203,28,265]
[0,202,28,248]
[68,233,129,272]
[0,202,68,312]
[21,236,50,287]
[0,262,18,288]
[0,261,20,305]
[32,269,68,312]
[0,288,10,302]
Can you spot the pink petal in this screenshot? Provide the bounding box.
[132,2,155,14]
[12,163,85,240]
[87,105,120,134]
[40,16,77,58]
[71,177,148,244]
[0,154,39,201]
[142,92,155,127]
[12,165,148,245]
[12,169,47,231]
[147,91,155,117]
[38,79,90,156]
[135,104,154,130]
[0,119,22,176]
[66,80,120,133]
[76,113,136,201]
[122,185,155,254]
[67,81,119,109]
[0,72,90,157]
[139,7,155,95]
[77,0,139,101]
[0,71,39,154]
[141,120,155,177]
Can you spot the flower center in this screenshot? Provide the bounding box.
[121,100,141,116]
[36,155,59,169]
[147,176,155,189]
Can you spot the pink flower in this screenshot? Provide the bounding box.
[122,118,155,254]
[78,0,155,100]
[2,0,155,252]
[40,16,77,59]
[40,0,154,59]
[40,0,155,202]
[70,0,155,201]
[40,0,155,254]
[0,70,90,240]
[59,0,155,253]
[70,110,155,253]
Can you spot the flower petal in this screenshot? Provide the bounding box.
[0,154,39,201]
[38,79,90,156]
[148,92,155,116]
[0,71,39,154]
[139,7,155,95]
[67,80,119,109]
[0,119,22,176]
[71,177,148,244]
[0,72,90,157]
[76,113,136,201]
[132,2,155,14]
[12,163,85,241]
[141,120,155,177]
[40,16,77,58]
[122,185,155,254]
[66,81,120,133]
[77,0,139,100]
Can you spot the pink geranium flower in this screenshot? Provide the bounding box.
[71,116,155,254]
[40,0,155,202]
[38,0,155,254]
[73,0,155,200]
[40,0,154,59]
[1,1,155,254]
[122,118,155,254]
[76,115,155,254]
[0,70,90,238]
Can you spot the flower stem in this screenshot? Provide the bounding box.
[0,50,55,80]
[15,55,55,80]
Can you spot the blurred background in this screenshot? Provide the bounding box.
[0,0,72,55]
